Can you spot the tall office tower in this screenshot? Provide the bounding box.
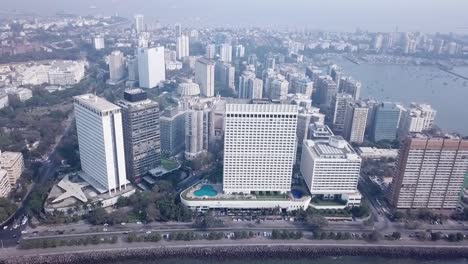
[185,103,211,159]
[329,65,342,88]
[390,134,468,209]
[234,44,245,58]
[94,36,105,50]
[138,47,166,89]
[127,56,139,82]
[363,99,379,132]
[138,32,150,48]
[399,103,437,137]
[341,78,362,100]
[265,56,276,69]
[215,62,235,90]
[135,14,145,34]
[176,35,190,60]
[205,44,216,59]
[317,77,337,108]
[373,34,384,51]
[117,89,160,183]
[372,102,401,142]
[300,136,362,200]
[269,77,289,101]
[195,58,215,97]
[238,71,263,99]
[223,104,298,194]
[160,107,186,156]
[383,34,394,50]
[447,42,458,55]
[0,151,24,187]
[73,94,127,193]
[108,50,126,84]
[332,93,354,135]
[175,23,182,37]
[292,77,313,98]
[219,44,232,63]
[344,101,369,144]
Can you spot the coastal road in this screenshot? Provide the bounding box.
[5,237,468,260]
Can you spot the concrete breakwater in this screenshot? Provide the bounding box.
[4,245,468,264]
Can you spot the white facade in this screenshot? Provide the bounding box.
[94,36,105,50]
[238,71,263,99]
[195,58,215,97]
[300,137,362,195]
[219,44,232,63]
[344,102,368,144]
[176,35,190,60]
[134,14,144,34]
[223,104,298,194]
[185,105,211,159]
[108,50,126,83]
[0,170,10,198]
[205,44,216,59]
[399,103,437,137]
[138,47,166,89]
[269,77,289,101]
[74,94,128,193]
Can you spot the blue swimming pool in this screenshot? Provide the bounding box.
[291,189,303,199]
[194,185,218,197]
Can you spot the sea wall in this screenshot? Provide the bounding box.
[4,245,468,264]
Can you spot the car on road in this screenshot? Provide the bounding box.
[145,231,151,234]
[136,221,142,225]
[21,230,28,234]
[103,228,108,232]
[3,226,8,230]
[13,224,19,229]
[121,222,126,226]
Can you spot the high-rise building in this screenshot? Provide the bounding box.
[300,136,362,203]
[341,78,362,100]
[268,77,289,101]
[0,151,24,187]
[108,50,126,84]
[135,14,145,34]
[219,44,232,63]
[317,77,337,108]
[223,104,298,194]
[329,65,342,88]
[175,23,182,37]
[205,44,216,59]
[332,93,354,135]
[94,36,105,50]
[185,103,211,159]
[160,107,186,156]
[292,77,313,98]
[74,94,127,193]
[137,47,166,89]
[238,71,263,99]
[398,103,437,137]
[215,62,235,90]
[372,102,401,142]
[390,134,468,209]
[117,89,161,183]
[127,56,139,82]
[195,58,215,97]
[344,101,369,144]
[234,44,245,58]
[176,35,190,60]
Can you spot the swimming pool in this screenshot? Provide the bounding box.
[291,189,303,199]
[194,185,218,197]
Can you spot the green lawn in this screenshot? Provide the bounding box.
[161,159,179,171]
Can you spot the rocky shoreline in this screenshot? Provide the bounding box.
[4,245,468,264]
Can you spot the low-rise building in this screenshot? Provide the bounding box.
[0,151,25,187]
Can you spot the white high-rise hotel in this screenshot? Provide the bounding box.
[300,136,361,198]
[176,35,190,60]
[223,104,298,194]
[74,94,128,193]
[195,58,215,97]
[138,47,166,89]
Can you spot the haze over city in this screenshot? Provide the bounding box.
[2,0,468,32]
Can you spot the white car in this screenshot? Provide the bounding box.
[103,228,108,232]
[146,231,152,234]
[121,222,126,226]
[136,221,142,225]
[2,226,7,230]
[21,230,28,234]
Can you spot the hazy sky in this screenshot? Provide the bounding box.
[2,0,468,33]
